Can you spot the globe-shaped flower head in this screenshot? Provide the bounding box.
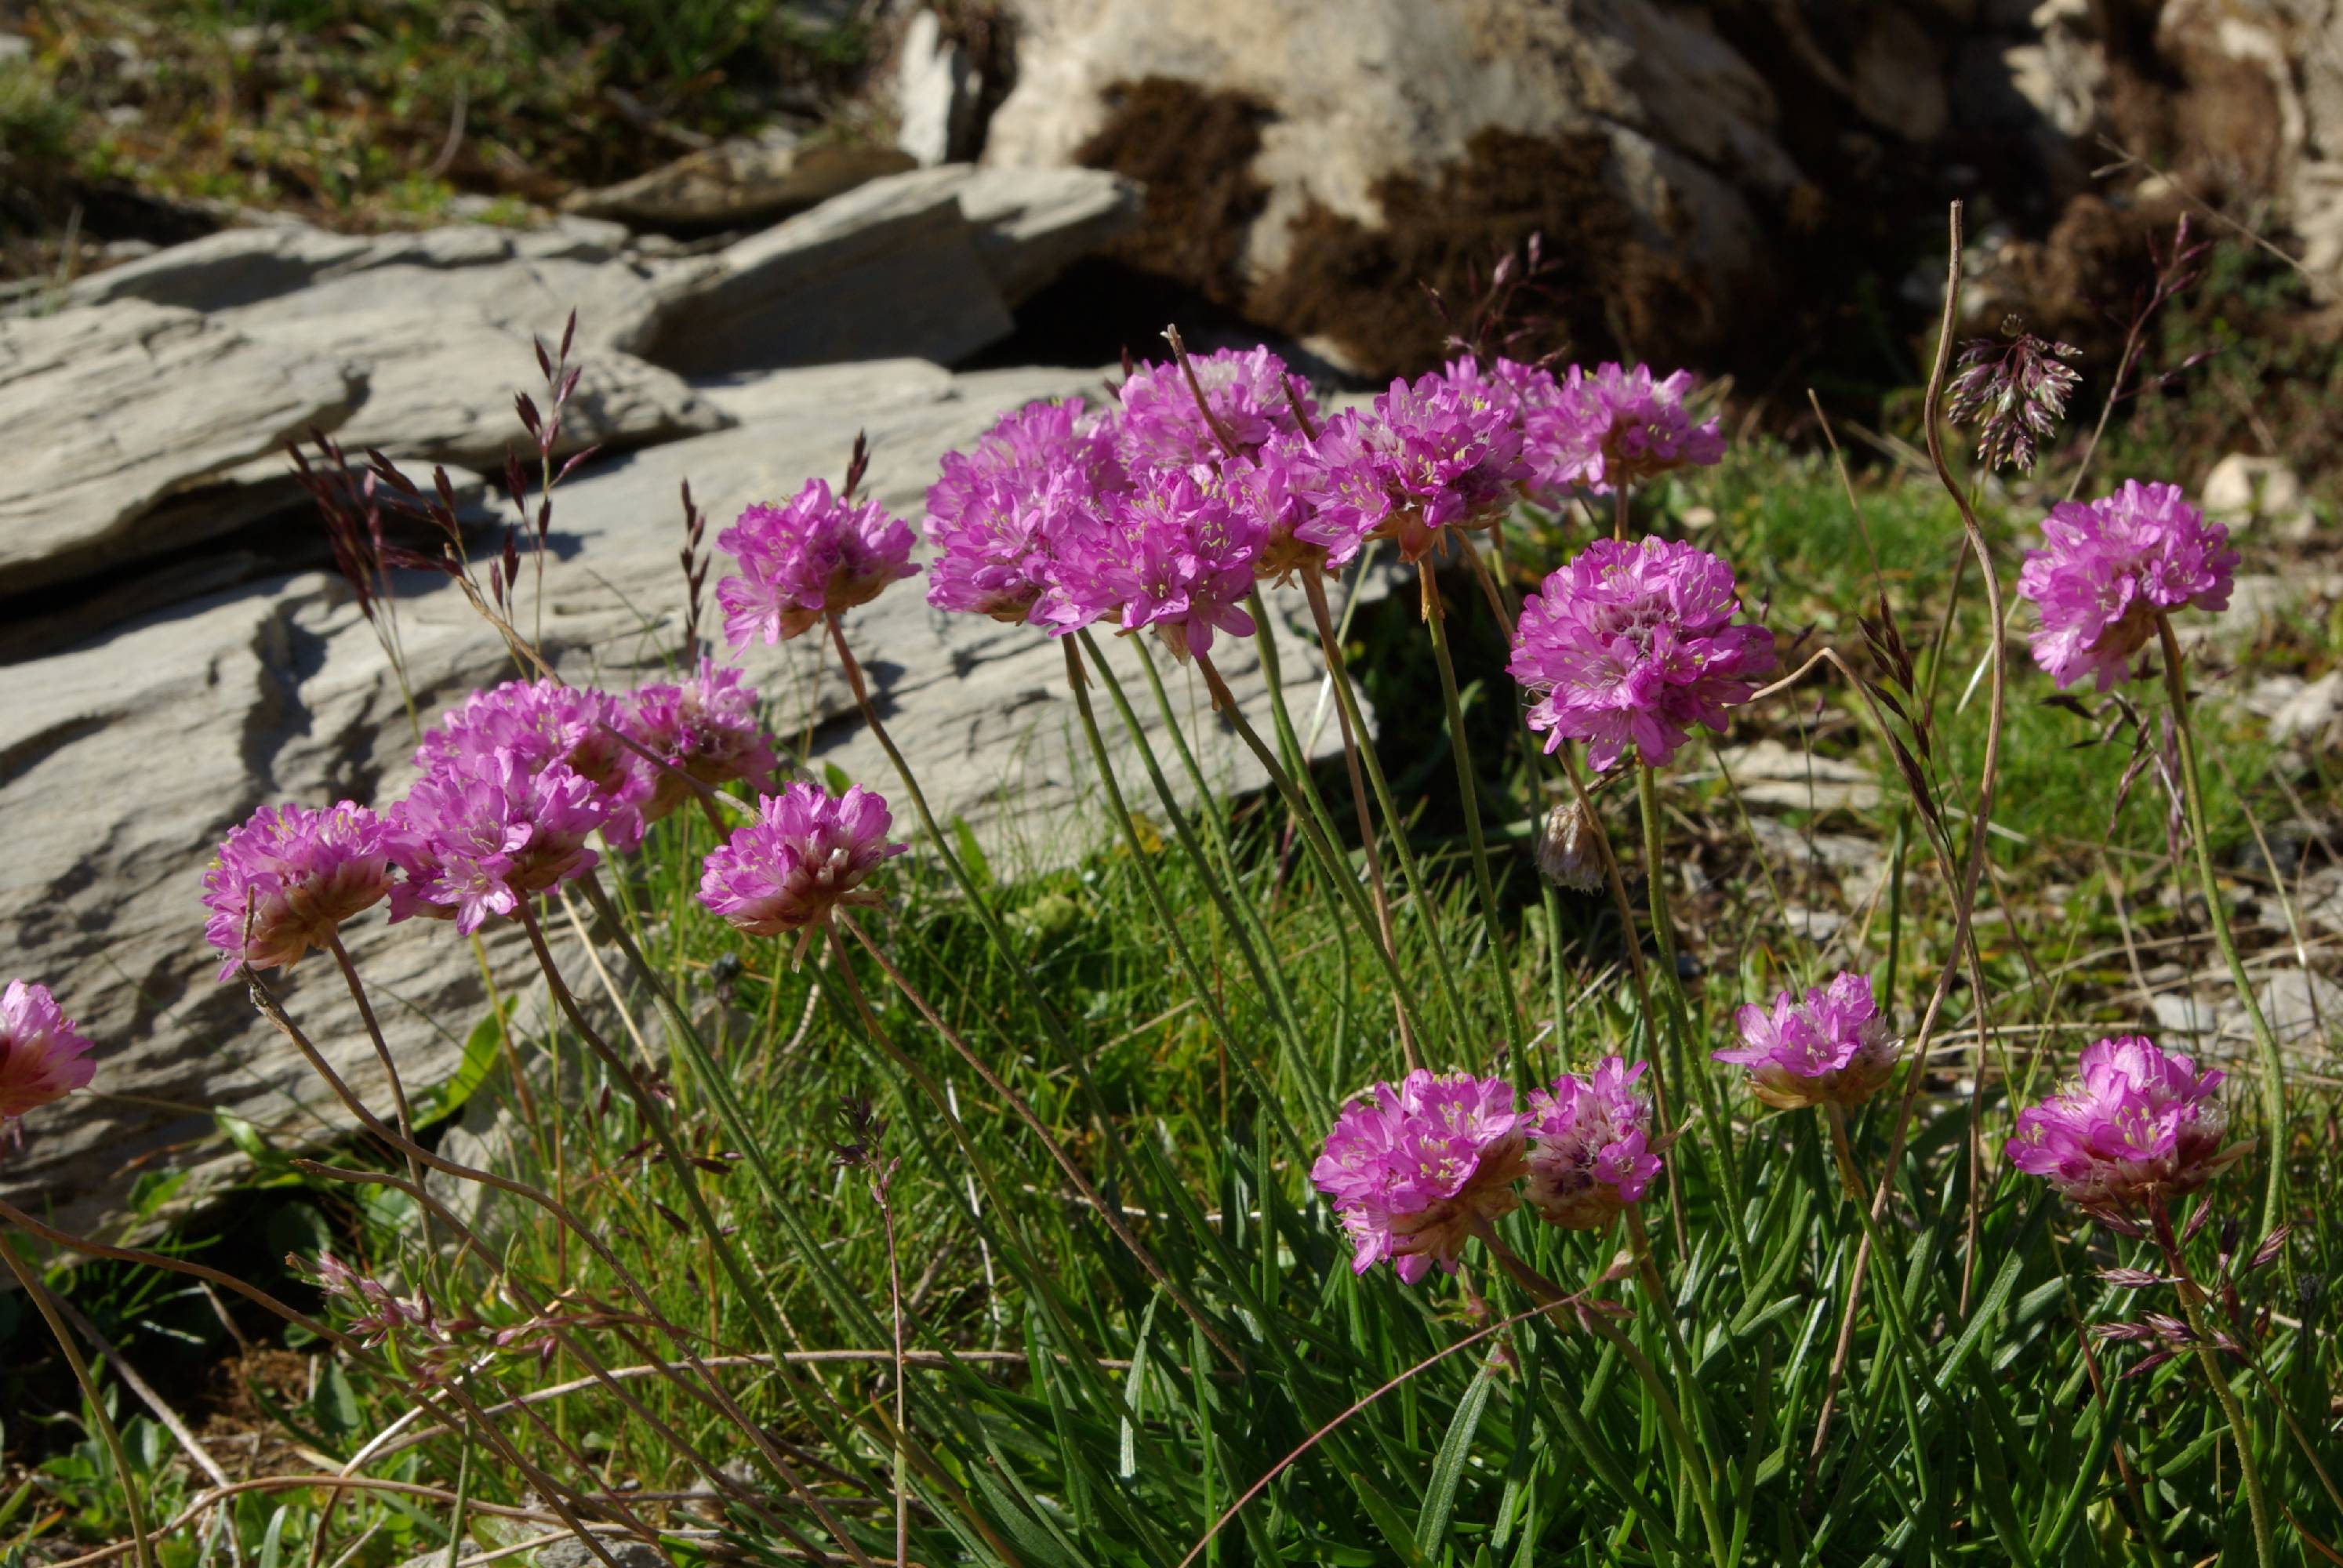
[1115,347,1319,472]
[202,801,394,981]
[384,752,609,935]
[1310,1070,1530,1283]
[924,398,1128,624]
[718,479,917,645]
[698,782,906,952]
[415,679,655,849]
[1038,470,1266,659]
[625,659,778,823]
[1292,368,1528,563]
[1713,971,1902,1111]
[0,980,97,1123]
[1508,536,1776,771]
[1533,363,1724,495]
[1525,1056,1662,1230]
[2017,481,2239,691]
[2005,1036,2244,1220]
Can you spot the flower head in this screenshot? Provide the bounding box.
[0,980,96,1123]
[2005,1036,2243,1218]
[925,399,1128,622]
[1310,1070,1529,1283]
[1714,971,1902,1111]
[1526,1056,1661,1229]
[1509,537,1775,771]
[1534,364,1724,495]
[697,782,906,941]
[1945,324,2082,474]
[1116,347,1318,471]
[1037,469,1264,658]
[1292,370,1527,563]
[202,802,394,981]
[385,753,606,934]
[2018,481,2239,691]
[717,479,917,645]
[627,659,778,822]
[416,680,655,849]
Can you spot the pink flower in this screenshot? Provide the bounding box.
[1508,536,1775,771]
[1310,1070,1529,1283]
[924,400,1128,623]
[1036,469,1265,659]
[1714,971,1901,1111]
[2017,481,2239,691]
[717,479,917,645]
[627,659,778,822]
[385,753,606,935]
[1292,370,1527,564]
[202,802,394,982]
[1526,1056,1662,1230]
[416,680,655,850]
[697,782,906,941]
[2005,1036,2244,1218]
[0,981,96,1122]
[1533,363,1724,495]
[1115,347,1318,472]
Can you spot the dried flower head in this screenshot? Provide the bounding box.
[1117,346,1319,471]
[697,782,906,942]
[1525,1056,1661,1230]
[202,802,394,981]
[2005,1036,2245,1218]
[925,399,1128,623]
[1508,537,1776,771]
[1533,799,1604,891]
[1944,321,2083,474]
[1310,1070,1530,1283]
[2018,481,2239,691]
[1535,363,1724,494]
[385,753,608,934]
[626,659,779,822]
[0,980,97,1123]
[1714,971,1901,1111]
[717,479,917,645]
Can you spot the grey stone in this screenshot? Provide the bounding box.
[896,10,981,168]
[0,302,359,596]
[563,132,918,228]
[1701,740,1883,812]
[2202,452,2319,543]
[0,360,1370,1239]
[2151,969,2341,1060]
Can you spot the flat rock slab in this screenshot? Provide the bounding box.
[0,359,1369,1239]
[563,135,918,228]
[0,302,361,597]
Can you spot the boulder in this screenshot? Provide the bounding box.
[0,302,359,596]
[895,10,983,169]
[0,359,1371,1239]
[562,132,919,229]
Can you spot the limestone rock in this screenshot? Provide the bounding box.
[563,132,918,228]
[2202,452,2318,543]
[0,302,359,595]
[896,10,982,168]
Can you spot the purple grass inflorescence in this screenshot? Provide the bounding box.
[1714,971,1902,1111]
[697,782,906,942]
[2017,481,2239,691]
[2005,1036,2244,1219]
[1509,536,1776,771]
[1310,1070,1530,1283]
[202,802,394,980]
[718,479,917,646]
[0,979,97,1123]
[1525,1056,1662,1230]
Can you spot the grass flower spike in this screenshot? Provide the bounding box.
[1714,971,1901,1110]
[1310,1070,1530,1283]
[2005,1036,2245,1218]
[0,979,96,1123]
[1509,536,1775,770]
[627,659,779,822]
[2017,481,2239,691]
[697,782,906,942]
[202,801,394,980]
[718,478,917,645]
[1526,1056,1661,1230]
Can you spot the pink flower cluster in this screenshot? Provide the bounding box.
[1526,1057,1662,1230]
[202,802,394,979]
[1039,470,1266,659]
[1529,363,1724,495]
[0,979,96,1123]
[627,658,778,822]
[1714,971,1901,1111]
[2005,1036,2242,1218]
[717,479,917,646]
[1290,370,1528,564]
[924,397,1129,622]
[1117,346,1317,471]
[698,782,906,944]
[1508,536,1776,771]
[1311,1070,1530,1283]
[2018,481,2239,691]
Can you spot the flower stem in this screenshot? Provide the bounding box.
[325,933,429,1239]
[1418,558,1531,1058]
[2153,612,2289,1232]
[2158,1232,2278,1568]
[0,1233,154,1568]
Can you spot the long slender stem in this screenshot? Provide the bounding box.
[325,933,429,1240]
[1,1234,154,1568]
[1417,559,1531,1057]
[2157,1229,2277,1568]
[2154,614,2289,1231]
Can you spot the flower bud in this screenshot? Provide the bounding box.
[1535,800,1604,891]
